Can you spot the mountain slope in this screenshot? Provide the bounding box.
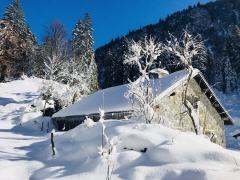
[95,0,240,92]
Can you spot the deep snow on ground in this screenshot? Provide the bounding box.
[216,91,240,149]
[0,77,49,179]
[35,119,240,180]
[0,78,240,180]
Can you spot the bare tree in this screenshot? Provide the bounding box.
[42,21,68,81]
[165,31,206,134]
[124,37,168,124]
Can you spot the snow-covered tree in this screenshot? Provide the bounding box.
[72,13,98,93]
[124,37,167,124]
[32,48,45,78]
[0,0,37,79]
[72,19,85,59]
[64,59,92,103]
[223,57,238,93]
[4,0,26,35]
[221,26,240,93]
[165,31,206,135]
[42,21,68,81]
[3,0,37,66]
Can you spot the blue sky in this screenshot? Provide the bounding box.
[0,0,209,48]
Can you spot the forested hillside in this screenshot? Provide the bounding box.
[95,0,240,93]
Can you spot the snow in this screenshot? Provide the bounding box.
[0,77,48,179]
[53,69,199,118]
[35,120,240,180]
[216,91,240,149]
[0,77,47,128]
[1,77,240,180]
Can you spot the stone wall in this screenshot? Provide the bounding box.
[153,79,225,146]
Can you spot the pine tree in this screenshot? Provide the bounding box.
[84,13,94,64]
[4,0,26,35]
[32,47,45,77]
[83,13,98,91]
[72,13,98,92]
[72,19,85,61]
[230,26,240,73]
[223,57,238,93]
[218,26,240,93]
[1,0,38,78]
[3,0,36,46]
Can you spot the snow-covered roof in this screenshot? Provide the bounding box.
[52,69,233,125]
[53,69,199,118]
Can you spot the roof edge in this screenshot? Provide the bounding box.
[194,72,234,125]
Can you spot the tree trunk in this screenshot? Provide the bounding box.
[0,65,7,82]
[183,69,200,135]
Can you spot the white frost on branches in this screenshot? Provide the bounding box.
[165,31,206,135]
[124,31,206,131]
[124,37,164,80]
[166,31,206,71]
[43,54,67,81]
[97,108,117,180]
[124,37,167,124]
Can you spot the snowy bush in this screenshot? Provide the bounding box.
[37,80,73,115]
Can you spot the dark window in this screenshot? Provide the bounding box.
[170,92,176,97]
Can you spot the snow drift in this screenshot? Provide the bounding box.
[38,119,240,180]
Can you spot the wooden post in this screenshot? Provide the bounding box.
[43,100,47,116]
[102,125,104,155]
[51,132,55,156]
[41,121,44,131]
[47,122,50,133]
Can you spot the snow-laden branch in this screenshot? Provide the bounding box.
[165,31,206,70]
[165,31,207,135]
[124,36,167,124]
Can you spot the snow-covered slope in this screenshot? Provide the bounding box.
[0,77,45,128]
[0,77,48,179]
[53,69,199,118]
[31,119,240,180]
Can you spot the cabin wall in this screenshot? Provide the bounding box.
[52,111,133,131]
[154,79,225,146]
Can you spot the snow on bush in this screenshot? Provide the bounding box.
[39,80,72,109]
[33,79,83,118]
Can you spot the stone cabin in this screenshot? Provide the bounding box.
[52,69,233,146]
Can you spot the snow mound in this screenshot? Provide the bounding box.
[44,120,240,180]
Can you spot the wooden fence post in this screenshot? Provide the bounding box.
[51,132,55,156]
